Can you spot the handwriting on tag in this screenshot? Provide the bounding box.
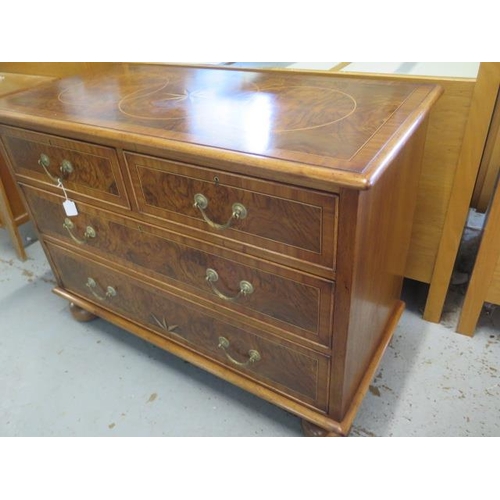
[63,199,78,217]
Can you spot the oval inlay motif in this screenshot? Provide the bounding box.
[116,80,356,132]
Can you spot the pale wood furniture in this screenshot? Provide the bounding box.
[456,65,500,335]
[0,64,440,436]
[423,63,500,323]
[0,72,54,259]
[0,63,117,78]
[471,85,500,213]
[329,64,478,322]
[0,138,28,260]
[457,172,500,335]
[222,62,479,323]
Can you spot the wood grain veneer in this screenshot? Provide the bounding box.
[0,64,440,436]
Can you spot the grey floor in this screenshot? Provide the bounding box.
[1,216,499,437]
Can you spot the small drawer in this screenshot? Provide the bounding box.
[22,185,334,347]
[46,242,330,411]
[0,126,129,208]
[125,152,338,271]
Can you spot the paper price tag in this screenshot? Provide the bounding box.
[63,199,78,217]
[57,179,78,217]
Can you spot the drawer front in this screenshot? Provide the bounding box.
[46,242,330,411]
[0,126,129,208]
[22,185,334,347]
[125,152,338,271]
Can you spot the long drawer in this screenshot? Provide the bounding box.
[125,152,338,271]
[0,126,129,209]
[23,185,334,347]
[46,242,330,411]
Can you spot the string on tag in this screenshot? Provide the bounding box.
[57,179,69,201]
[58,179,79,217]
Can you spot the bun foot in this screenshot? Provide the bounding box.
[69,302,97,322]
[301,419,343,437]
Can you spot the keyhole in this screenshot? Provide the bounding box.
[214,176,219,186]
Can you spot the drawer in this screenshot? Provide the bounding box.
[46,242,330,411]
[0,126,129,208]
[22,185,334,347]
[125,152,338,271]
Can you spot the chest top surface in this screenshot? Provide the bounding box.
[0,73,54,98]
[0,64,441,189]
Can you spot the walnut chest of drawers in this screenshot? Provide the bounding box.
[0,64,441,436]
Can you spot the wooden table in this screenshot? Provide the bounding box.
[456,65,500,335]
[423,63,500,323]
[457,171,500,335]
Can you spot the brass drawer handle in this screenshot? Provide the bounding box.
[38,154,74,184]
[205,268,254,302]
[60,159,74,176]
[86,277,116,301]
[38,153,58,183]
[193,193,247,230]
[63,218,96,245]
[218,336,261,367]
